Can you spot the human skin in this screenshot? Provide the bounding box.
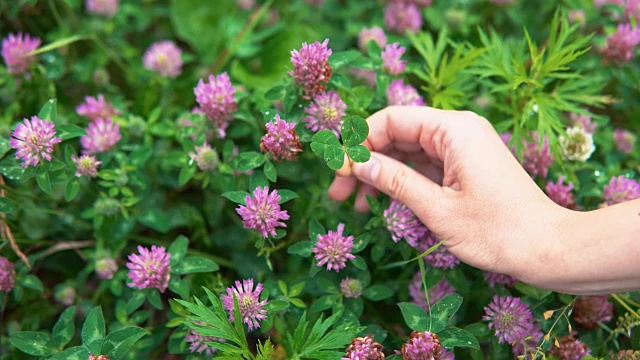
[328,106,640,295]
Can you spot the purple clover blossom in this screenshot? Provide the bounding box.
[512,322,544,359]
[343,334,385,360]
[126,245,171,293]
[340,277,363,298]
[95,258,118,280]
[76,95,122,121]
[289,39,333,100]
[86,0,119,17]
[260,114,303,161]
[545,176,576,209]
[483,295,535,345]
[605,23,640,64]
[384,2,423,34]
[569,113,597,134]
[0,256,16,292]
[71,154,102,178]
[312,223,356,272]
[573,295,613,329]
[386,79,426,106]
[236,0,255,9]
[594,0,624,7]
[418,233,460,269]
[502,131,554,179]
[602,175,640,206]
[625,0,640,21]
[189,143,218,171]
[194,72,237,138]
[381,42,407,75]
[221,279,268,331]
[1,33,40,75]
[358,26,387,52]
[401,331,450,360]
[303,90,347,135]
[614,128,636,154]
[383,199,428,247]
[351,68,377,87]
[549,333,592,360]
[10,116,62,168]
[80,118,122,154]
[409,272,455,311]
[483,271,518,288]
[186,321,226,354]
[143,40,183,78]
[236,187,289,238]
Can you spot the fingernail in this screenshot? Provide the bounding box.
[353,156,381,183]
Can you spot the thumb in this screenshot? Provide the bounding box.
[351,151,445,214]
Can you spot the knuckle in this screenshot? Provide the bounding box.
[387,168,409,200]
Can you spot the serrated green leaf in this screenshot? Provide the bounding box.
[21,274,44,292]
[290,298,306,308]
[233,151,266,171]
[168,235,189,267]
[263,160,277,182]
[173,256,219,274]
[310,295,337,313]
[57,124,87,141]
[146,288,163,310]
[428,293,463,333]
[9,332,57,356]
[81,307,105,355]
[328,50,361,71]
[398,302,429,331]
[351,256,367,270]
[178,165,196,186]
[52,306,76,349]
[126,292,146,314]
[222,190,249,205]
[351,233,370,253]
[438,327,480,350]
[266,299,290,312]
[289,282,305,298]
[102,327,147,359]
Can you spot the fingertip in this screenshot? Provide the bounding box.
[328,175,357,202]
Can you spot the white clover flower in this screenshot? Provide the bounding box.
[560,126,595,162]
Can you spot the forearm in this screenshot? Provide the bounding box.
[525,199,640,295]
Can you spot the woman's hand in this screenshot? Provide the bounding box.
[328,106,574,289]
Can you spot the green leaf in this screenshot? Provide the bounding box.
[398,302,429,331]
[222,190,249,205]
[52,306,76,349]
[351,233,370,253]
[233,151,266,172]
[310,130,344,171]
[0,137,12,159]
[288,241,313,257]
[38,99,57,122]
[464,322,491,337]
[289,282,305,297]
[311,295,337,313]
[365,195,382,215]
[173,256,220,274]
[126,291,146,314]
[514,282,552,300]
[168,235,189,267]
[30,34,90,56]
[82,306,106,355]
[56,124,87,141]
[0,197,17,214]
[341,116,369,148]
[328,50,362,71]
[138,208,170,233]
[428,293,463,333]
[102,327,147,359]
[350,256,367,270]
[178,165,196,186]
[263,160,277,182]
[362,285,394,301]
[345,145,371,163]
[48,346,89,360]
[146,288,163,310]
[266,299,290,312]
[9,332,57,356]
[21,274,44,292]
[168,277,190,300]
[438,327,480,350]
[277,189,298,204]
[64,178,80,202]
[290,298,306,308]
[264,85,285,101]
[36,167,52,195]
